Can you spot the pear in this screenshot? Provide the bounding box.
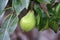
[20,10,36,32]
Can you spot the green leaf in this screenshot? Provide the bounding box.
[12,0,30,15]
[39,17,49,31]
[34,4,42,30]
[37,0,51,4]
[0,0,8,15]
[0,14,18,40]
[50,0,55,3]
[34,4,49,31]
[0,14,12,40]
[36,13,40,26]
[0,12,5,20]
[56,3,60,18]
[47,4,55,16]
[49,20,58,33]
[8,14,19,34]
[41,19,49,31]
[0,30,10,40]
[34,4,42,26]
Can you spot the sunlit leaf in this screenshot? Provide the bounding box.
[56,3,60,18]
[0,31,10,40]
[0,14,18,40]
[0,0,8,15]
[12,0,30,15]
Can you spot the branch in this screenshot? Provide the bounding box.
[40,3,51,18]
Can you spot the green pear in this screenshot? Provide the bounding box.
[20,10,36,32]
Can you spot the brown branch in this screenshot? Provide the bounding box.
[40,3,51,18]
[30,1,34,10]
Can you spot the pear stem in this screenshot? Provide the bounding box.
[31,1,34,10]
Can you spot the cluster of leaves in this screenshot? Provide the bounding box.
[0,0,60,40]
[34,0,60,33]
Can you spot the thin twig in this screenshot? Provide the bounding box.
[4,7,12,11]
[40,3,51,18]
[30,1,34,10]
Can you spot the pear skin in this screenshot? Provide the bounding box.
[20,10,36,32]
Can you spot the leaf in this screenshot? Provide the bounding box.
[37,0,51,4]
[47,4,55,16]
[34,4,42,30]
[41,19,49,31]
[34,4,49,31]
[56,3,60,18]
[36,13,40,26]
[0,0,8,15]
[12,0,30,15]
[0,14,18,40]
[49,20,58,33]
[8,14,18,34]
[0,14,12,40]
[34,4,42,26]
[50,0,55,3]
[0,30,10,40]
[0,12,5,20]
[3,14,18,34]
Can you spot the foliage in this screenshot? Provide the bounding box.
[0,0,60,40]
